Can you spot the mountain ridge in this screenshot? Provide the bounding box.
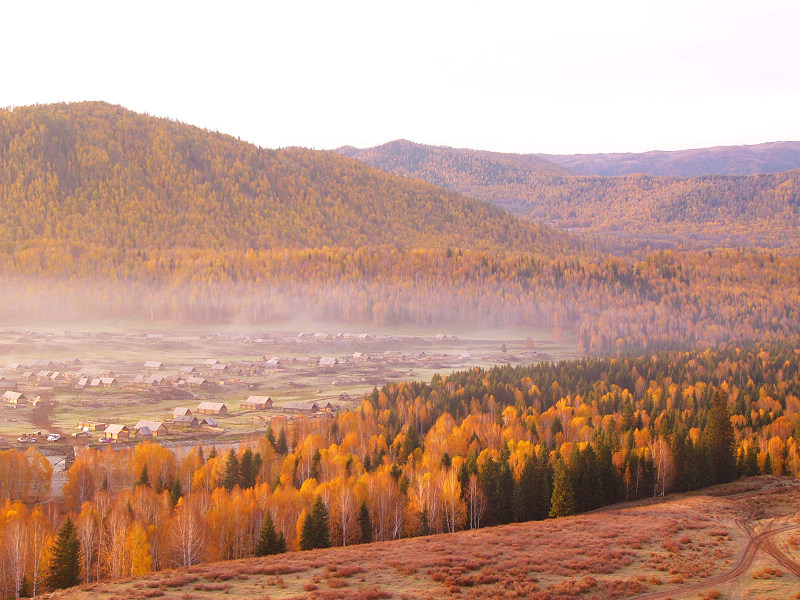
[0,102,565,255]
[540,140,800,177]
[336,139,800,251]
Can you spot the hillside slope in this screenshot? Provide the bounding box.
[52,477,800,600]
[0,102,562,253]
[540,140,800,177]
[338,140,800,251]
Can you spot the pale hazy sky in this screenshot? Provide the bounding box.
[3,0,799,154]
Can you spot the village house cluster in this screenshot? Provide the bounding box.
[78,396,337,443]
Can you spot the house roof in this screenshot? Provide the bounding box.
[198,401,226,411]
[283,401,319,412]
[105,424,129,435]
[134,420,167,431]
[2,391,24,401]
[173,407,192,416]
[144,361,163,368]
[244,395,272,406]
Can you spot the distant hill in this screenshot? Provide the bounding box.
[337,138,572,186]
[338,140,800,251]
[540,141,800,177]
[0,103,562,254]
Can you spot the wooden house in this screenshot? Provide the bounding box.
[77,420,107,431]
[104,424,130,442]
[144,361,164,370]
[172,415,199,428]
[0,379,18,392]
[283,401,319,413]
[134,420,168,437]
[2,391,26,405]
[318,356,339,368]
[241,395,273,410]
[197,401,227,415]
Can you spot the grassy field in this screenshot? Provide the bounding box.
[50,476,800,600]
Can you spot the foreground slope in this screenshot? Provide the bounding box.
[52,477,800,600]
[0,102,561,253]
[540,140,800,177]
[339,140,800,251]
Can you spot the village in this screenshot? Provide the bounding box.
[0,325,567,454]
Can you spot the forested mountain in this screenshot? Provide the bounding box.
[338,140,800,251]
[0,102,561,253]
[2,103,800,358]
[541,141,800,177]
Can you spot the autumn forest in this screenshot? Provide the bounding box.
[1,102,800,598]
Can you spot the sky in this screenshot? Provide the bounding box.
[3,0,799,154]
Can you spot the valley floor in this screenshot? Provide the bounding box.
[52,476,800,600]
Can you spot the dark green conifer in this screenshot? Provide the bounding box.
[702,389,736,484]
[255,511,285,556]
[46,517,81,590]
[300,496,331,550]
[276,429,289,454]
[137,464,149,487]
[223,449,240,491]
[358,501,372,543]
[169,478,182,506]
[549,457,575,518]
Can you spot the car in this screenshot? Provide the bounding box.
[47,433,60,442]
[28,436,38,443]
[17,436,28,443]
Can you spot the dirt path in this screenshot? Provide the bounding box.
[629,523,800,599]
[762,535,800,578]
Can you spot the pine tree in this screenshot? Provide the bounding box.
[239,448,254,489]
[513,454,537,522]
[47,517,81,590]
[703,389,736,484]
[533,450,553,520]
[300,496,331,550]
[137,464,149,487]
[265,425,276,449]
[169,478,182,506]
[496,459,515,524]
[255,511,285,556]
[276,429,289,454]
[400,425,420,463]
[358,501,372,543]
[549,457,575,518]
[223,450,240,491]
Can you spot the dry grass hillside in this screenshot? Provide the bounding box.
[53,477,800,600]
